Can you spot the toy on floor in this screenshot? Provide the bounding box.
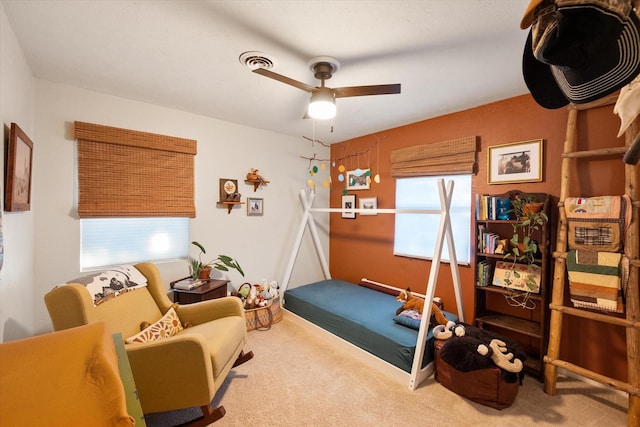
[437,323,526,383]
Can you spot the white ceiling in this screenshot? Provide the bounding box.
[2,0,531,144]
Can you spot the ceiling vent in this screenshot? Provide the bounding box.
[239,51,275,70]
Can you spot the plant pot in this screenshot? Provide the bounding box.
[198,266,212,280]
[523,202,543,214]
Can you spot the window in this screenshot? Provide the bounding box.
[394,175,472,264]
[81,217,188,270]
[74,122,195,270]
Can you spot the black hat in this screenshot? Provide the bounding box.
[523,0,640,109]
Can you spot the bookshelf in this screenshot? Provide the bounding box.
[474,190,551,380]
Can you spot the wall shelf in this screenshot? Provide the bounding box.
[245,179,269,192]
[218,201,244,214]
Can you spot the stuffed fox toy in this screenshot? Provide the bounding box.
[395,287,449,326]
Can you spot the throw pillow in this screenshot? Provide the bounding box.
[393,309,422,330]
[125,307,184,344]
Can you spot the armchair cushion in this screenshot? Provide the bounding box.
[181,316,246,378]
[125,306,184,344]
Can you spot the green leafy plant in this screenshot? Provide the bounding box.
[190,241,244,279]
[503,195,548,291]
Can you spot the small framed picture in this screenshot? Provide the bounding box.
[341,194,356,219]
[5,123,33,212]
[247,197,263,216]
[220,178,240,202]
[359,197,377,215]
[488,139,543,184]
[346,169,370,190]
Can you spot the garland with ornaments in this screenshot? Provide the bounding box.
[301,134,385,194]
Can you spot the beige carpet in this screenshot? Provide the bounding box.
[145,314,628,427]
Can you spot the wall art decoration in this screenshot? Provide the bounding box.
[247,197,263,216]
[219,178,240,202]
[359,197,377,215]
[5,123,33,212]
[341,194,356,219]
[346,168,371,190]
[488,139,543,184]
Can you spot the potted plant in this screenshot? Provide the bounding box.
[503,195,548,292]
[190,241,244,280]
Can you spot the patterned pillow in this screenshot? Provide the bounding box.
[393,309,422,330]
[125,307,184,344]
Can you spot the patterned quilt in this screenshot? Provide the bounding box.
[567,250,624,313]
[67,265,148,306]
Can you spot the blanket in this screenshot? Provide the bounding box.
[567,250,624,313]
[564,195,631,252]
[67,265,148,306]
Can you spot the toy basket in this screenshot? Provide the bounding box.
[245,292,283,331]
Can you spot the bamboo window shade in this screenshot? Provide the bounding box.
[390,136,478,177]
[74,121,196,218]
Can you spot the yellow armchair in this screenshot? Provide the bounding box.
[44,262,253,425]
[0,323,135,427]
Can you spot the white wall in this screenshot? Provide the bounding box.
[1,4,330,340]
[0,3,37,342]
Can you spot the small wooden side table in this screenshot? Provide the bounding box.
[171,278,229,304]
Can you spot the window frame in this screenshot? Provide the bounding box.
[393,174,472,265]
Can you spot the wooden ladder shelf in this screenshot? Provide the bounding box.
[543,93,640,426]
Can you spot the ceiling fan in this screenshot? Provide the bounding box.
[252,56,401,119]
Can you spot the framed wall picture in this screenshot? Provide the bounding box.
[488,139,543,184]
[346,169,370,190]
[5,123,33,212]
[219,178,240,202]
[341,194,356,219]
[247,197,263,216]
[359,197,377,215]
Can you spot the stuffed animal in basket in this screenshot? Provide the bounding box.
[259,280,279,300]
[436,323,526,383]
[395,287,449,327]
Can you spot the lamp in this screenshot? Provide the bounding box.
[308,87,336,120]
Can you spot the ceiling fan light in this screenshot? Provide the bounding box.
[308,90,336,119]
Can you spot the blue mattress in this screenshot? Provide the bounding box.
[284,279,456,373]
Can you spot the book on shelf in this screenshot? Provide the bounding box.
[476,260,492,287]
[492,261,541,293]
[477,226,501,254]
[476,194,494,220]
[172,278,203,290]
[477,193,509,221]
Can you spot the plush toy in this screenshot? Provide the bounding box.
[236,283,252,299]
[396,287,423,313]
[438,323,526,383]
[244,285,259,309]
[395,287,449,327]
[433,320,466,340]
[259,280,279,300]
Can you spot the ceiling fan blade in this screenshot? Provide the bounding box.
[252,68,315,93]
[333,84,401,98]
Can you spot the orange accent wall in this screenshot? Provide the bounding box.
[330,93,635,382]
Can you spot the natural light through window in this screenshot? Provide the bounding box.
[81,217,188,270]
[394,175,471,264]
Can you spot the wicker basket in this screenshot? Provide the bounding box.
[245,293,283,331]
